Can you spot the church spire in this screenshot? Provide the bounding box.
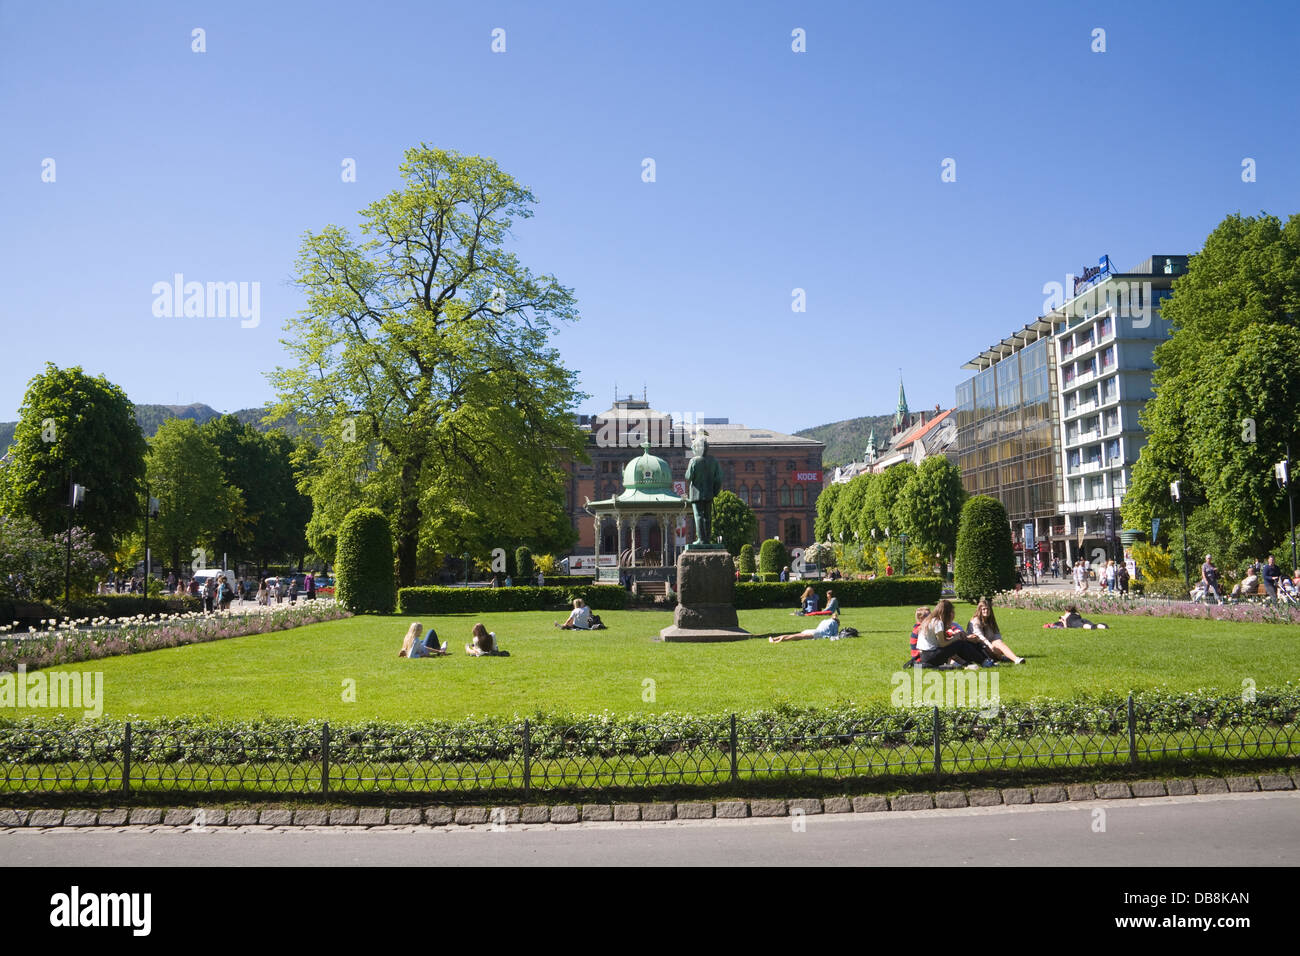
[894,374,909,430]
[865,427,876,462]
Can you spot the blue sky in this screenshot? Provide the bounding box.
[2,0,1297,435]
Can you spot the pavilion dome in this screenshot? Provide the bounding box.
[622,442,673,492]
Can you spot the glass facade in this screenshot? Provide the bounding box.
[956,336,1061,531]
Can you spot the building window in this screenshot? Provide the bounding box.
[738,486,749,505]
[793,486,804,506]
[787,460,796,470]
[1102,345,1116,368]
[779,486,790,506]
[752,488,763,506]
[784,518,801,544]
[745,462,755,473]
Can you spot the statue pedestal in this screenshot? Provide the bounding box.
[659,549,750,643]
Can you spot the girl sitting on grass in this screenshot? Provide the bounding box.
[968,597,1026,664]
[398,622,446,658]
[466,622,507,656]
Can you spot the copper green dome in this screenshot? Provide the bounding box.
[622,441,673,492]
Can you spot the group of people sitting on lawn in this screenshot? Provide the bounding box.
[908,598,1027,668]
[398,621,508,658]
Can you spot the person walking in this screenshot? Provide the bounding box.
[1261,555,1283,601]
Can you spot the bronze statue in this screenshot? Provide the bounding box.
[684,432,724,548]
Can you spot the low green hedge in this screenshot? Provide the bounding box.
[733,576,942,609]
[2,688,1294,763]
[0,595,202,629]
[398,585,628,615]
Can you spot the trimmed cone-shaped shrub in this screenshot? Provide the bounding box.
[737,543,756,575]
[953,495,1017,601]
[336,507,397,614]
[515,546,534,581]
[758,538,787,576]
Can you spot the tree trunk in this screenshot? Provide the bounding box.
[396,458,421,587]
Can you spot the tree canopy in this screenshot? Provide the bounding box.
[0,364,147,553]
[146,418,240,572]
[269,146,587,586]
[1125,213,1300,557]
[895,456,967,559]
[711,489,757,555]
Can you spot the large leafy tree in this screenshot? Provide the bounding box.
[862,462,917,540]
[813,482,842,542]
[201,415,311,571]
[711,489,757,555]
[146,419,240,572]
[270,146,586,586]
[1125,213,1300,556]
[828,474,869,543]
[895,456,967,560]
[0,364,147,553]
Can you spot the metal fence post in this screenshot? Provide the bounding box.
[1127,693,1137,766]
[121,721,132,796]
[522,719,531,798]
[321,722,330,795]
[932,706,942,778]
[729,714,739,782]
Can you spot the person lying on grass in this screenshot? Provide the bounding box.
[916,599,995,669]
[1042,604,1109,629]
[554,598,606,630]
[466,622,508,656]
[399,622,446,658]
[968,596,1026,664]
[769,612,841,642]
[804,590,840,616]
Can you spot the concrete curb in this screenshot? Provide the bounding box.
[3,773,1293,828]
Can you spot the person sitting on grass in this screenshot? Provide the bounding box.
[796,586,819,615]
[968,596,1025,664]
[398,622,446,658]
[769,612,841,642]
[1042,604,1108,629]
[466,622,508,656]
[555,598,606,630]
[907,606,929,667]
[916,600,994,669]
[804,589,840,616]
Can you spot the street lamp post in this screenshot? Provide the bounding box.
[64,481,86,604]
[1171,479,1189,594]
[144,485,160,594]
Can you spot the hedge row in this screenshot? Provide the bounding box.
[2,688,1294,763]
[733,577,943,609]
[0,595,202,629]
[398,585,628,614]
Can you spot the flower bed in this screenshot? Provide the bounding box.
[0,601,352,673]
[992,589,1300,625]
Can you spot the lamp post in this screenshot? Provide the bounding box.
[900,532,908,577]
[1171,479,1189,594]
[462,552,470,586]
[64,481,86,604]
[1277,447,1296,573]
[144,485,160,594]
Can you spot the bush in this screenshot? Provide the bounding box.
[758,538,787,576]
[736,544,756,575]
[733,577,942,609]
[0,595,201,630]
[335,508,396,614]
[515,546,534,581]
[398,585,627,614]
[953,496,1016,601]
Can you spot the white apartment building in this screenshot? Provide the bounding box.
[1053,254,1188,561]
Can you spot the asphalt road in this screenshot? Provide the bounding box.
[2,791,1296,866]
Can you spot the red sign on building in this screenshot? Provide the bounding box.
[794,471,822,483]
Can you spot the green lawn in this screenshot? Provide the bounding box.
[24,604,1300,721]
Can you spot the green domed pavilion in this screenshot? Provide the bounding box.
[584,441,689,584]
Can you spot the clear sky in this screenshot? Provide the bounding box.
[2,0,1297,435]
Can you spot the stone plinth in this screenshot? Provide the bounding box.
[659,549,749,642]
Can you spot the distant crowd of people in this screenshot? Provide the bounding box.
[1196,554,1298,605]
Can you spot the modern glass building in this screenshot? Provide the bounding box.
[956,318,1062,563]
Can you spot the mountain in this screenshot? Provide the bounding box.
[794,413,897,469]
[0,403,301,451]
